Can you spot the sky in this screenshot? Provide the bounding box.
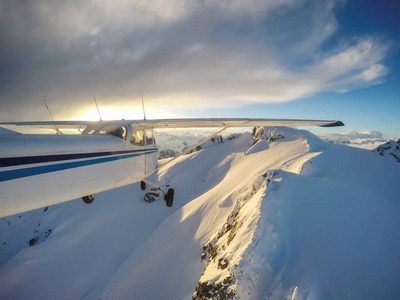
[0,0,399,138]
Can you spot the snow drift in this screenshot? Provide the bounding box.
[1,127,400,300]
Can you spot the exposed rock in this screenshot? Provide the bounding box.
[373,139,400,162]
[144,188,161,203]
[187,134,240,155]
[28,237,39,247]
[210,135,224,144]
[27,226,53,247]
[159,149,178,159]
[45,229,52,238]
[193,276,236,300]
[226,134,239,141]
[193,171,274,299]
[252,127,285,145]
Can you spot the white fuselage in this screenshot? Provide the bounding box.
[0,124,158,217]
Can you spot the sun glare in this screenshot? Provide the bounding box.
[76,106,187,121]
[77,108,144,121]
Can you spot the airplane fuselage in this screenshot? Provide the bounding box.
[0,123,157,217]
[0,117,344,217]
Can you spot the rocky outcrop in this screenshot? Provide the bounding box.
[373,139,400,162]
[252,127,286,145]
[193,170,275,299]
[158,134,239,158]
[159,149,178,159]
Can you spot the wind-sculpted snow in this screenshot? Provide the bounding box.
[1,127,400,300]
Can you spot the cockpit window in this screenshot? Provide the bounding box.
[130,130,144,146]
[130,129,155,146]
[145,129,155,145]
[95,124,127,140]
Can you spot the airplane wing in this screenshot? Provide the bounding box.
[0,121,99,130]
[0,118,344,131]
[135,118,344,129]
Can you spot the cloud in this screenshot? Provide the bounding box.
[341,130,383,140]
[315,130,387,150]
[311,38,389,91]
[317,130,384,141]
[0,0,391,120]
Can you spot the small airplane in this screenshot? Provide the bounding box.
[0,118,344,218]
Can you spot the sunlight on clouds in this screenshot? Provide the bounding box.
[65,36,389,112]
[309,38,389,91]
[76,107,184,121]
[360,64,388,81]
[77,108,144,121]
[315,39,386,77]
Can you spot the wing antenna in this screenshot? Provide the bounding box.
[93,96,103,121]
[141,93,147,121]
[43,100,62,134]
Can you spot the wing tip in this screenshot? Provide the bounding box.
[319,121,345,127]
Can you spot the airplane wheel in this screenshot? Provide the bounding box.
[164,189,174,207]
[140,181,146,191]
[82,195,94,204]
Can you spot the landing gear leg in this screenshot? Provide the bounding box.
[140,181,146,191]
[142,179,175,207]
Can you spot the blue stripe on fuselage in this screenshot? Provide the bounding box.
[0,149,154,168]
[0,150,156,182]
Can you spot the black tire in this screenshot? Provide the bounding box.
[164,189,174,207]
[82,195,94,204]
[140,181,146,191]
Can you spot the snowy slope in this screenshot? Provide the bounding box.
[1,127,400,300]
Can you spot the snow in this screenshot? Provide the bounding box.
[1,127,400,299]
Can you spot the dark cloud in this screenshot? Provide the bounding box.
[0,0,390,121]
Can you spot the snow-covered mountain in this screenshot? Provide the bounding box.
[1,127,400,299]
[373,139,400,163]
[155,131,208,158]
[155,131,237,158]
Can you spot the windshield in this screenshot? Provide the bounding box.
[145,129,155,145]
[95,124,127,140]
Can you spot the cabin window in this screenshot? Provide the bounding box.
[145,129,155,145]
[130,130,144,146]
[95,124,127,140]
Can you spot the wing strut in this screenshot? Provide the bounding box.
[140,126,228,207]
